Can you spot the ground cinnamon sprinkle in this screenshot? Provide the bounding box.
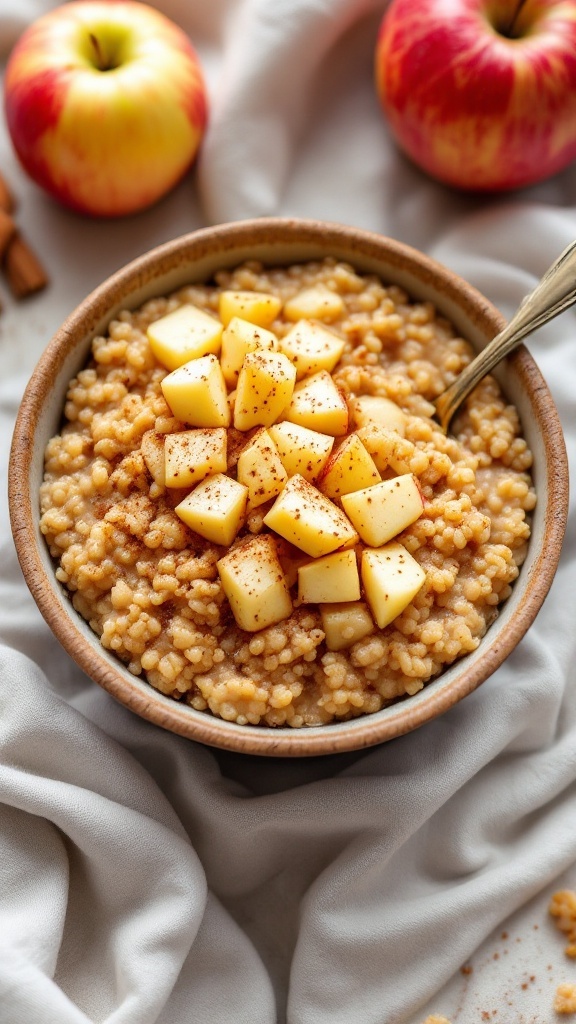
[411,893,576,1024]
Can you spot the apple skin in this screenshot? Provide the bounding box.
[4,0,208,217]
[375,0,576,192]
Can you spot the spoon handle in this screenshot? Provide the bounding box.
[434,237,576,433]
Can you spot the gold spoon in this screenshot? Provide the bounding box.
[434,238,576,433]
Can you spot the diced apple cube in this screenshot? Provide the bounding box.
[361,543,426,629]
[161,354,230,428]
[297,549,360,604]
[283,286,345,322]
[284,370,348,436]
[220,317,279,388]
[164,428,227,489]
[141,430,166,487]
[350,394,407,436]
[147,304,223,370]
[236,428,287,509]
[341,474,425,547]
[279,320,345,379]
[217,534,292,632]
[218,290,282,329]
[268,421,334,482]
[263,474,358,557]
[318,433,380,500]
[234,350,296,430]
[320,602,375,651]
[272,538,312,588]
[175,472,247,546]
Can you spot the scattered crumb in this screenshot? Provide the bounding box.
[421,891,576,1023]
[555,983,576,1014]
[550,891,576,957]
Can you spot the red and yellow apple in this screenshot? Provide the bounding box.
[4,0,208,217]
[375,0,576,192]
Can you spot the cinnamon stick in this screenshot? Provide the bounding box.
[0,172,16,214]
[0,209,16,259]
[3,232,49,299]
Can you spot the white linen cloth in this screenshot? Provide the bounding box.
[1,2,576,1022]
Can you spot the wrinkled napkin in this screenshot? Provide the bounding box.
[1,2,576,1022]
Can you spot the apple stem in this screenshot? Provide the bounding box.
[89,32,111,71]
[501,0,527,37]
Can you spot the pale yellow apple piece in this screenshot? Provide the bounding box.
[236,428,288,509]
[220,317,279,388]
[161,354,230,428]
[147,304,223,371]
[320,602,374,651]
[175,473,247,546]
[283,286,345,322]
[268,421,334,482]
[341,474,424,547]
[234,350,296,430]
[279,320,346,379]
[164,428,227,489]
[263,474,358,557]
[297,549,360,604]
[273,540,312,588]
[218,290,282,329]
[318,433,381,500]
[284,371,349,436]
[350,394,407,436]
[217,534,292,632]
[141,430,166,487]
[361,543,426,629]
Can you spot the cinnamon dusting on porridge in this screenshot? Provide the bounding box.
[39,258,535,728]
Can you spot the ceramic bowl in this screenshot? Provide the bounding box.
[9,218,568,756]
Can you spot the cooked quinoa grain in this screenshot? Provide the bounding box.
[550,890,576,957]
[40,259,535,727]
[555,983,576,1015]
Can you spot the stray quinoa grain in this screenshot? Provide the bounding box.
[555,983,576,1015]
[550,891,576,957]
[39,259,535,728]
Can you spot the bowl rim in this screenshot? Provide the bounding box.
[8,217,569,756]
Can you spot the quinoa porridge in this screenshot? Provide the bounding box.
[39,258,535,728]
